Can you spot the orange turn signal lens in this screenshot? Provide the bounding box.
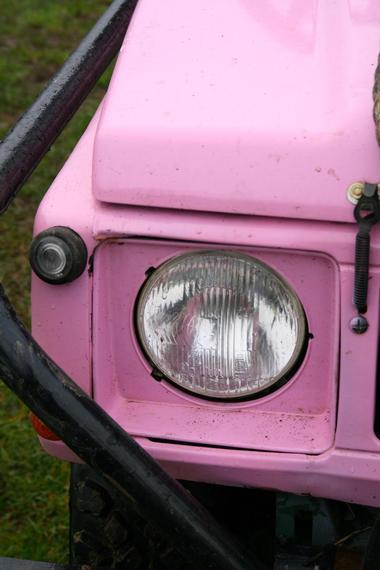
[30,412,61,441]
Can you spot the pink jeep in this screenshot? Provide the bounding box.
[2,1,380,568]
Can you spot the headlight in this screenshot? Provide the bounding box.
[136,251,306,400]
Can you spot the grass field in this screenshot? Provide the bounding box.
[0,0,112,562]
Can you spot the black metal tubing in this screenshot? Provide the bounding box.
[0,288,263,570]
[0,0,138,213]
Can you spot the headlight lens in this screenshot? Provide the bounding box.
[136,251,306,400]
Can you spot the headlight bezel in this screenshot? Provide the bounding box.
[135,249,309,402]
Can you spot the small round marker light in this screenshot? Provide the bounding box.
[29,227,87,284]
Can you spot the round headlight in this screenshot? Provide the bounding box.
[29,227,87,285]
[136,250,306,400]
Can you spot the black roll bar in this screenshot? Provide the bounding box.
[0,2,265,568]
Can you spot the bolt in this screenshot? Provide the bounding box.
[347,182,364,203]
[350,315,368,334]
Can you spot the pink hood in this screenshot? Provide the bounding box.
[93,0,380,224]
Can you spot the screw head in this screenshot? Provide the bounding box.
[347,182,364,204]
[350,315,368,334]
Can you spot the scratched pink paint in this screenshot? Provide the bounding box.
[32,0,380,508]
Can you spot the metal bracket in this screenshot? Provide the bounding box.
[347,182,380,205]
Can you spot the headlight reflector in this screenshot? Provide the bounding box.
[136,251,306,399]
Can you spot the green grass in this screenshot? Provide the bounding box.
[0,0,112,562]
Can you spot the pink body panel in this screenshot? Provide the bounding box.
[32,109,100,396]
[31,1,380,508]
[93,0,380,223]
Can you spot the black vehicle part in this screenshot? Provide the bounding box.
[183,481,276,568]
[70,463,187,569]
[353,182,380,315]
[0,0,138,214]
[29,227,88,284]
[70,466,277,570]
[363,514,380,570]
[0,287,264,570]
